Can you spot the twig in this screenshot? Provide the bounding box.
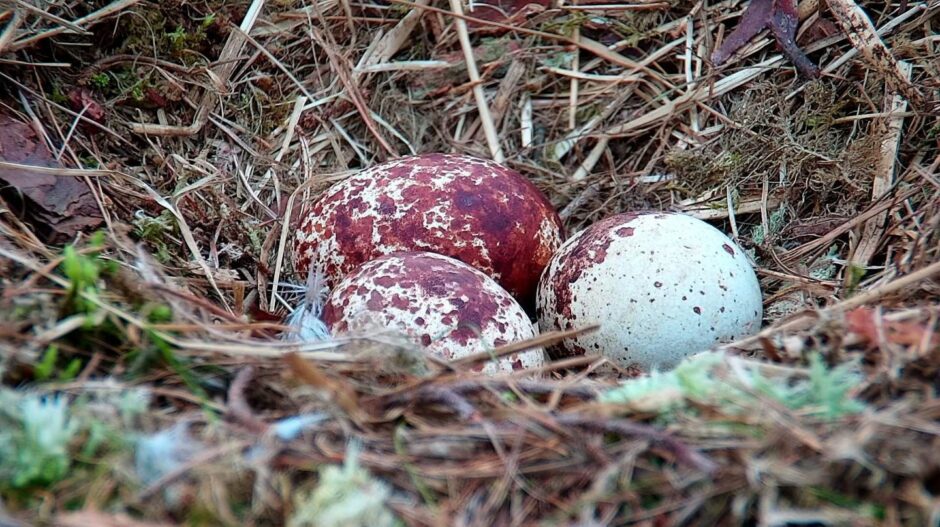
[226,366,270,434]
[14,0,90,35]
[6,0,138,52]
[308,26,398,159]
[782,185,920,264]
[721,258,940,351]
[824,0,922,103]
[356,0,431,71]
[448,0,504,162]
[568,26,580,131]
[851,61,913,269]
[451,326,600,367]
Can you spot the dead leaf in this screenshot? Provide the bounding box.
[0,114,103,243]
[845,307,939,350]
[712,0,820,78]
[68,88,106,122]
[798,16,841,45]
[845,307,879,345]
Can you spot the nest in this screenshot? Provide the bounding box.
[0,0,938,524]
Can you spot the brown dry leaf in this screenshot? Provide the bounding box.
[845,307,940,350]
[712,0,820,78]
[0,114,103,243]
[844,307,880,345]
[68,88,106,122]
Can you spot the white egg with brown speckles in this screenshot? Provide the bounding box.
[323,251,545,375]
[536,212,763,371]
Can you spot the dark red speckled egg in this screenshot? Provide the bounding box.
[322,251,545,374]
[293,153,564,304]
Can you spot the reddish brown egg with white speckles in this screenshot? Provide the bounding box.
[323,252,545,374]
[293,154,564,305]
[536,212,763,371]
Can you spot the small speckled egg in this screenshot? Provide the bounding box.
[536,211,763,371]
[322,251,545,374]
[293,153,564,305]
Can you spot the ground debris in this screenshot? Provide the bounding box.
[0,115,103,243]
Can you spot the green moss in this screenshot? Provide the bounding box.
[133,210,177,264]
[89,73,110,89]
[289,441,403,527]
[601,351,866,420]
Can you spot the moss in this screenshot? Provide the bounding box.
[133,210,177,264]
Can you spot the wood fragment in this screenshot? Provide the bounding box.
[358,0,431,70]
[824,0,922,102]
[448,0,505,162]
[850,61,913,270]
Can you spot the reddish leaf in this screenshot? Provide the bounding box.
[845,307,879,346]
[144,88,168,108]
[711,0,820,78]
[712,0,775,65]
[798,16,840,45]
[67,88,106,122]
[0,114,103,243]
[845,307,940,350]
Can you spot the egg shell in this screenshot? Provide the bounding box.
[293,153,564,304]
[536,211,763,371]
[322,251,545,374]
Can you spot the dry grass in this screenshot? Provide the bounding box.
[1,0,939,524]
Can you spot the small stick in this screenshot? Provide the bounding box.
[568,26,580,131]
[7,0,138,52]
[309,26,398,158]
[571,137,609,182]
[0,10,22,54]
[721,258,940,351]
[14,0,90,34]
[448,0,504,162]
[451,325,600,367]
[824,0,922,103]
[268,172,302,310]
[850,61,913,269]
